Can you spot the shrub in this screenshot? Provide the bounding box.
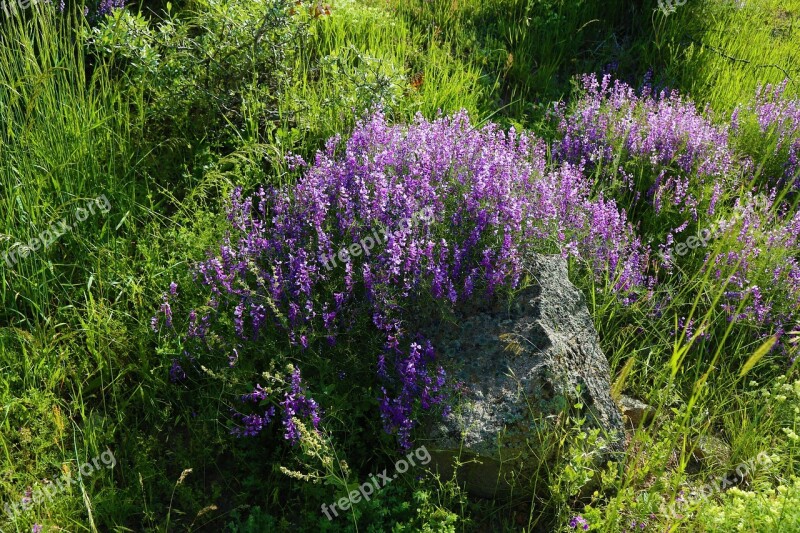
[85,0,307,150]
[552,74,800,356]
[155,110,648,451]
[552,73,738,223]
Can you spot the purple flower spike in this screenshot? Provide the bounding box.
[180,109,654,448]
[96,0,126,17]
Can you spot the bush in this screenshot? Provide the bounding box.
[86,0,307,150]
[154,110,647,460]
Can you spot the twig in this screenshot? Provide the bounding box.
[683,32,798,87]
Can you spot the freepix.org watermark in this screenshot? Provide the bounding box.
[3,448,117,520]
[662,451,773,518]
[321,207,434,271]
[657,0,686,16]
[2,194,111,268]
[321,445,431,520]
[655,220,725,264]
[654,196,771,265]
[1,0,50,21]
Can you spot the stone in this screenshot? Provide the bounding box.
[618,395,656,429]
[690,434,732,466]
[420,253,625,498]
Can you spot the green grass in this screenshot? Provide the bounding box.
[393,0,800,122]
[0,7,143,532]
[0,0,799,531]
[651,0,800,113]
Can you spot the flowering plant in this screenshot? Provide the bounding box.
[551,74,800,354]
[154,109,648,448]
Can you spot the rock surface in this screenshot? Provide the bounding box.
[421,253,625,498]
[618,395,656,429]
[690,434,732,466]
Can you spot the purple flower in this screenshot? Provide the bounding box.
[241,383,268,403]
[280,368,321,444]
[568,515,590,530]
[553,73,735,221]
[231,382,276,437]
[154,291,174,330]
[231,408,275,438]
[169,359,186,382]
[176,109,652,448]
[550,75,800,353]
[96,0,126,17]
[22,487,32,507]
[378,339,447,448]
[231,368,320,442]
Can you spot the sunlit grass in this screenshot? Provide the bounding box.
[0,0,798,531]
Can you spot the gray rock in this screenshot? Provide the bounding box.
[618,395,656,429]
[690,434,732,466]
[420,253,625,498]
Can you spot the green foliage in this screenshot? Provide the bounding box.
[2,0,800,531]
[693,477,800,532]
[393,0,654,124]
[651,0,800,113]
[87,0,305,149]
